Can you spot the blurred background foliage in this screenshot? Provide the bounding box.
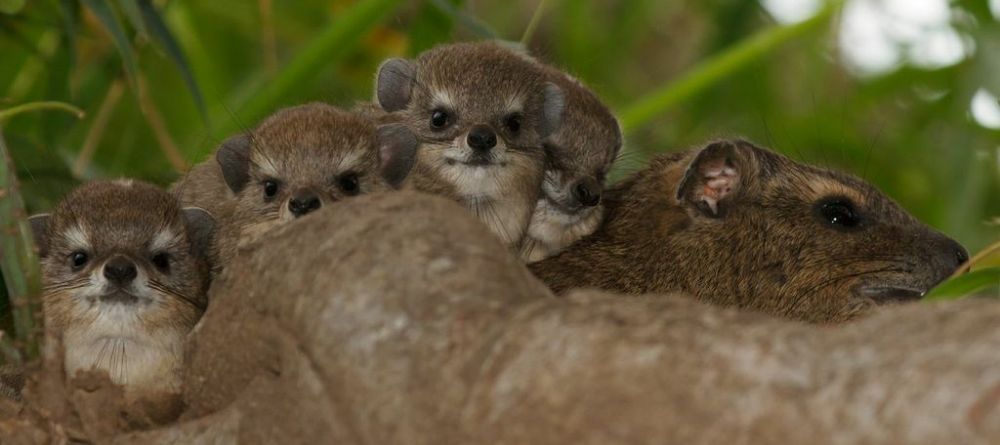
[0,0,997,264]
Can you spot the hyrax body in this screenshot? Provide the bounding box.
[29,180,214,400]
[519,62,622,262]
[531,140,968,322]
[374,41,565,248]
[173,103,417,266]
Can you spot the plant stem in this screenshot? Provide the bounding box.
[521,0,550,45]
[0,129,43,363]
[618,0,842,134]
[0,102,84,122]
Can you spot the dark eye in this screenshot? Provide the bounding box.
[817,198,861,228]
[504,113,522,133]
[430,109,450,130]
[263,180,280,199]
[151,252,170,272]
[70,251,89,270]
[339,173,360,196]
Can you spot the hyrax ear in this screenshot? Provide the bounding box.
[676,140,756,218]
[216,134,252,194]
[28,214,51,257]
[182,207,216,258]
[376,58,416,112]
[376,123,419,189]
[539,82,565,138]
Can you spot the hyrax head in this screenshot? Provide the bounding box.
[29,180,214,330]
[539,70,622,215]
[375,41,564,180]
[215,103,418,235]
[667,140,968,321]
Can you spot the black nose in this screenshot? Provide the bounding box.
[951,241,969,269]
[467,125,497,152]
[103,256,137,286]
[288,192,322,217]
[572,178,602,207]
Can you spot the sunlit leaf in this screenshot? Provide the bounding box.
[80,0,139,88]
[924,268,1000,301]
[0,0,25,15]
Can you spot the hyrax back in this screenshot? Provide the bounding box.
[531,140,968,323]
[520,61,622,262]
[173,103,418,266]
[29,180,214,400]
[374,41,565,248]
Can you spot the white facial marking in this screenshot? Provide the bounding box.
[150,228,179,252]
[432,89,455,110]
[63,225,90,251]
[254,153,280,179]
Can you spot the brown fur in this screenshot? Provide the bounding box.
[30,180,210,402]
[173,103,409,269]
[521,62,622,262]
[531,140,967,322]
[374,41,564,248]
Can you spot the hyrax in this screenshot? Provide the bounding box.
[374,41,565,248]
[531,140,969,323]
[29,180,214,400]
[173,103,418,265]
[519,63,622,262]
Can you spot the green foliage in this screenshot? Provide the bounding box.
[0,0,997,308]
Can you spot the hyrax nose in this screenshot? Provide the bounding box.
[945,239,969,270]
[572,177,602,207]
[288,191,322,217]
[103,256,137,286]
[467,125,497,152]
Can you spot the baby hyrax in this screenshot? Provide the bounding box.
[519,63,622,262]
[374,41,565,248]
[29,180,214,401]
[173,103,418,264]
[531,139,969,323]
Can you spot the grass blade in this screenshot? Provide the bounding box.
[618,0,842,134]
[116,0,147,35]
[215,0,404,139]
[80,0,139,89]
[0,102,83,364]
[0,130,43,363]
[136,0,208,124]
[924,267,1000,301]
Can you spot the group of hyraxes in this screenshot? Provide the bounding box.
[14,41,968,405]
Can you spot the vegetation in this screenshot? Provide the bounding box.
[0,0,997,357]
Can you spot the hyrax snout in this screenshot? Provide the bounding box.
[531,139,968,322]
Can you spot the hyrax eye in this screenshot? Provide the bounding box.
[504,113,522,133]
[339,172,360,196]
[816,198,861,229]
[70,251,89,270]
[151,252,170,272]
[263,180,280,199]
[429,109,450,130]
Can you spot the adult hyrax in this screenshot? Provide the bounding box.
[29,180,214,402]
[520,63,622,262]
[531,140,968,322]
[374,41,565,248]
[173,103,418,265]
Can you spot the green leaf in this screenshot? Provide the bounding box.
[57,0,79,69]
[117,0,148,35]
[80,0,139,89]
[618,0,842,134]
[924,268,1000,301]
[135,0,208,124]
[0,0,25,15]
[215,0,404,140]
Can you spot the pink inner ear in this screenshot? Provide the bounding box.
[699,164,739,215]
